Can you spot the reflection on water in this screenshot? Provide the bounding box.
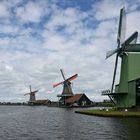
[108,117,140,140]
[0,106,140,140]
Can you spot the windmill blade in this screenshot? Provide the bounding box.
[60,69,66,80]
[117,7,126,45]
[29,85,32,92]
[124,44,140,52]
[32,90,38,93]
[106,48,120,59]
[111,53,119,92]
[66,74,78,81]
[121,31,138,48]
[53,81,64,88]
[110,7,126,92]
[24,93,30,96]
[24,90,38,95]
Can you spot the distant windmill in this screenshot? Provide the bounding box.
[24,85,38,103]
[102,7,140,108]
[53,69,78,105]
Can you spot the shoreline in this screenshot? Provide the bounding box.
[75,109,140,118]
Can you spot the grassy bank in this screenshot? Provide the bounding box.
[75,109,140,118]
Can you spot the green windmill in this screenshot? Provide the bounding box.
[102,7,140,108]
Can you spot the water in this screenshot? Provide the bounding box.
[0,106,140,140]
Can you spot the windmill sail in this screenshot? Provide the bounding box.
[121,31,138,47]
[111,7,126,92]
[53,71,78,88]
[111,53,119,92]
[106,7,126,59]
[53,81,64,88]
[117,7,126,45]
[24,92,30,96]
[60,69,66,80]
[66,74,78,81]
[29,85,32,93]
[106,48,119,59]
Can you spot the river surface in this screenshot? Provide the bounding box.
[0,106,140,140]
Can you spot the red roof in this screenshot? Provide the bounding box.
[65,94,83,104]
[32,99,51,104]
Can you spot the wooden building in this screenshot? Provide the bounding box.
[32,99,51,105]
[65,94,93,107]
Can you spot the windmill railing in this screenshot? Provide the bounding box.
[102,89,128,95]
[102,89,111,95]
[57,94,73,97]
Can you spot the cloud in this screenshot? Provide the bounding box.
[127,10,140,41]
[92,0,124,20]
[93,20,116,38]
[0,24,19,34]
[0,3,10,18]
[15,1,48,23]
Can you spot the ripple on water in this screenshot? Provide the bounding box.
[0,106,140,140]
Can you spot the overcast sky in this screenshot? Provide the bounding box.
[0,0,140,102]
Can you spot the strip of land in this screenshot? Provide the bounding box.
[75,109,140,118]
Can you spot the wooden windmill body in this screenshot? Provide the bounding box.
[24,85,38,105]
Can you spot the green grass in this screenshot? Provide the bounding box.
[75,109,140,117]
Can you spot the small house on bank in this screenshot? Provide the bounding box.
[65,94,93,107]
[32,99,51,105]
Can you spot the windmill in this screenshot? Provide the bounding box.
[24,85,38,104]
[102,7,140,108]
[53,69,78,106]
